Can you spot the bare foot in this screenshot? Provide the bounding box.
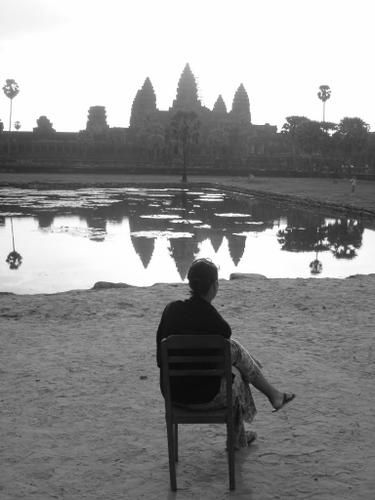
[244,430,257,445]
[228,431,257,451]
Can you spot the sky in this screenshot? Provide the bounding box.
[0,0,374,133]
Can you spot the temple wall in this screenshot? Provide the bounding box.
[1,130,374,178]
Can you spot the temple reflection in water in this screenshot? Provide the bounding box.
[0,186,372,293]
[36,189,280,279]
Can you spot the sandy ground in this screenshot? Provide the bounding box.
[1,276,375,500]
[1,174,375,499]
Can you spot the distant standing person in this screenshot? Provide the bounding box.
[350,177,357,193]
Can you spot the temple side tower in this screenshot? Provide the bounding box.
[86,106,109,134]
[171,63,201,112]
[212,95,227,115]
[130,77,157,127]
[231,84,251,123]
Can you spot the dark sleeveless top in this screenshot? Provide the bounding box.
[156,296,231,404]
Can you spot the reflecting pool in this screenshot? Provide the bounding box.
[0,186,374,294]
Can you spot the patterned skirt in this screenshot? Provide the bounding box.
[181,338,261,447]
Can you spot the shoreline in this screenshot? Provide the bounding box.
[1,272,374,298]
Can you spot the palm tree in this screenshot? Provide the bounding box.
[309,255,323,275]
[3,79,20,131]
[317,85,331,122]
[6,217,23,270]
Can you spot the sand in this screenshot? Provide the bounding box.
[1,174,375,499]
[1,276,375,499]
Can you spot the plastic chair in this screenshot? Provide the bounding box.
[160,334,235,491]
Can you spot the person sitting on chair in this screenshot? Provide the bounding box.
[156,258,295,449]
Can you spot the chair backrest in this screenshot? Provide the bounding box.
[160,335,232,409]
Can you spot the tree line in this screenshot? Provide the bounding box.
[281,113,373,169]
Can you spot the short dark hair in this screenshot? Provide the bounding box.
[187,258,218,296]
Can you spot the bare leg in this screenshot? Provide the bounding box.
[189,339,295,450]
[251,371,288,410]
[230,339,294,411]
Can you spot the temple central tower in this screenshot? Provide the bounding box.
[171,63,201,112]
[231,83,251,123]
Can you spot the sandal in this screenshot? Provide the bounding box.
[272,393,295,412]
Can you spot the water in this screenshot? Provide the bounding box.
[0,186,374,294]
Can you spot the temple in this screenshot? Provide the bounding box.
[0,63,288,170]
[126,63,278,159]
[129,63,260,135]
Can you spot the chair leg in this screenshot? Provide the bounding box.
[174,423,178,462]
[166,418,177,491]
[226,420,235,490]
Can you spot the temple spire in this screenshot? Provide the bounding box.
[141,77,157,111]
[172,63,201,111]
[130,77,157,127]
[212,95,227,115]
[231,83,251,123]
